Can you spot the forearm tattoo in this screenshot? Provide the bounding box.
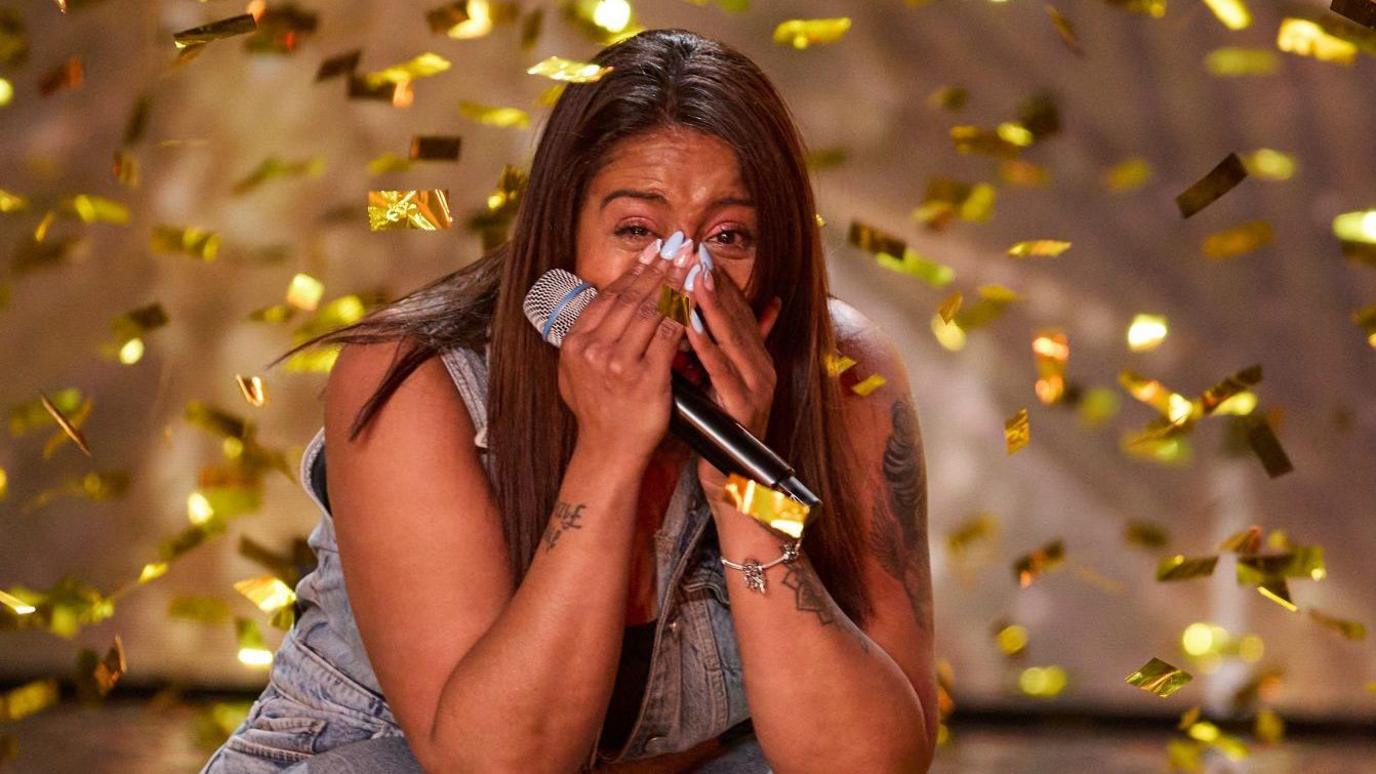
[867,397,933,629]
[782,562,837,627]
[542,501,586,551]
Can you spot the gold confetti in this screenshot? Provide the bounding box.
[1004,408,1030,455]
[1202,0,1251,29]
[173,14,258,49]
[1044,5,1084,55]
[0,679,59,721]
[458,100,530,128]
[722,473,810,538]
[656,284,691,326]
[1255,577,1297,611]
[520,7,544,49]
[1333,208,1376,265]
[89,635,127,696]
[1157,554,1219,581]
[169,596,232,624]
[363,52,451,87]
[1205,47,1278,76]
[1008,239,1071,258]
[1125,520,1170,549]
[562,0,643,45]
[0,589,34,615]
[236,617,273,668]
[928,85,967,111]
[285,273,323,312]
[1220,525,1263,554]
[427,0,509,39]
[850,373,887,396]
[367,152,414,175]
[937,292,962,324]
[236,375,266,407]
[60,194,129,225]
[367,189,453,231]
[233,575,296,630]
[1018,665,1068,698]
[823,351,856,377]
[1254,707,1284,743]
[231,156,325,195]
[1176,153,1248,218]
[1242,148,1296,180]
[1032,329,1069,405]
[244,5,318,55]
[1105,158,1153,192]
[848,220,955,287]
[993,622,1028,656]
[39,390,92,457]
[151,225,220,260]
[1277,18,1358,64]
[1331,0,1376,30]
[1307,609,1366,640]
[1126,657,1193,698]
[1013,539,1063,587]
[1202,220,1273,259]
[951,125,1024,158]
[912,179,995,229]
[0,188,27,212]
[38,56,83,97]
[112,150,139,188]
[947,512,999,561]
[1353,305,1376,346]
[1126,313,1168,352]
[315,48,360,80]
[526,56,612,83]
[105,302,169,364]
[1078,387,1121,427]
[1239,413,1293,478]
[773,17,851,48]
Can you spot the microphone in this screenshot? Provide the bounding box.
[523,268,821,511]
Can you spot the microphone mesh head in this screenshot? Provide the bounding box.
[524,269,599,347]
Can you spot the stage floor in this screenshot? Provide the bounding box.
[3,700,1375,772]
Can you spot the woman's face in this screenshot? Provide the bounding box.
[575,126,757,300]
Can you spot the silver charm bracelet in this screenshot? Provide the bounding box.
[721,539,802,594]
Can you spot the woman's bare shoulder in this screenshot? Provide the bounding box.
[827,296,900,366]
[324,336,477,447]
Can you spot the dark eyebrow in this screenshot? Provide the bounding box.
[599,189,756,211]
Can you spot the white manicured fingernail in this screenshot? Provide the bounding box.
[684,264,701,291]
[690,308,705,334]
[638,239,662,264]
[673,239,695,268]
[660,230,684,259]
[697,242,714,272]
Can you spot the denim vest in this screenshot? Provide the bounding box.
[203,338,752,772]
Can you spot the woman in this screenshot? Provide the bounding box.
[201,27,936,774]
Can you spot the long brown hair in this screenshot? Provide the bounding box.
[269,28,875,627]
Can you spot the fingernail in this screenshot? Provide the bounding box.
[660,230,685,260]
[673,238,695,268]
[684,263,702,291]
[702,264,715,291]
[690,308,705,334]
[697,242,715,272]
[638,239,662,264]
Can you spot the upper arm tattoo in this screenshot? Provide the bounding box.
[542,500,586,551]
[867,397,933,630]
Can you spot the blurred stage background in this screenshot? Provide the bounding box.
[2,0,1375,771]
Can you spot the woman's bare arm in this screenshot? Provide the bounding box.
[325,340,646,772]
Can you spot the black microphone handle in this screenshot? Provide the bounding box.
[668,371,821,511]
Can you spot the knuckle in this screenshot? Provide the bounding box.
[612,289,635,307]
[636,300,660,320]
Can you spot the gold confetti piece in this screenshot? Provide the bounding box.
[773,17,851,48]
[1125,520,1169,549]
[1254,707,1284,743]
[1186,720,1250,760]
[536,83,566,107]
[173,14,257,49]
[1333,208,1376,245]
[562,0,643,45]
[403,136,461,165]
[458,100,530,128]
[9,388,82,436]
[999,159,1050,187]
[1277,18,1358,64]
[1202,0,1251,29]
[285,273,323,312]
[236,617,273,668]
[993,622,1028,656]
[1105,158,1153,192]
[368,189,453,231]
[151,225,220,260]
[232,156,325,195]
[61,194,130,225]
[526,55,612,82]
[913,179,996,229]
[0,9,25,69]
[38,55,83,97]
[112,150,139,188]
[823,351,857,377]
[928,85,967,111]
[315,48,360,80]
[236,375,266,407]
[1308,609,1366,640]
[1045,5,1084,55]
[1331,0,1376,29]
[138,562,168,583]
[1032,330,1069,405]
[1178,706,1202,730]
[1077,386,1120,427]
[1176,153,1248,218]
[168,596,232,624]
[1205,47,1279,76]
[848,220,906,257]
[1237,546,1325,583]
[1255,577,1297,611]
[1220,525,1262,554]
[39,390,92,457]
[656,284,691,326]
[937,292,962,324]
[1018,665,1068,698]
[1013,539,1063,587]
[0,589,34,615]
[804,147,848,171]
[1202,220,1273,259]
[848,220,955,286]
[1239,413,1292,478]
[363,52,451,87]
[89,635,126,696]
[1242,148,1296,180]
[1008,239,1071,258]
[367,152,414,175]
[950,125,1024,158]
[947,512,999,560]
[244,5,317,55]
[1126,313,1169,352]
[1004,408,1030,455]
[233,576,296,616]
[1353,305,1376,346]
[930,313,966,351]
[0,188,27,212]
[1104,0,1167,17]
[1157,554,1219,581]
[0,679,59,721]
[520,7,544,49]
[850,373,887,396]
[722,473,810,538]
[1126,657,1193,697]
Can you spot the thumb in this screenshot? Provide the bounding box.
[758,297,783,340]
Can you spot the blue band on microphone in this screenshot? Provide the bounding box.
[542,281,593,342]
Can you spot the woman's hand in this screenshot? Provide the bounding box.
[559,237,698,464]
[684,244,783,498]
